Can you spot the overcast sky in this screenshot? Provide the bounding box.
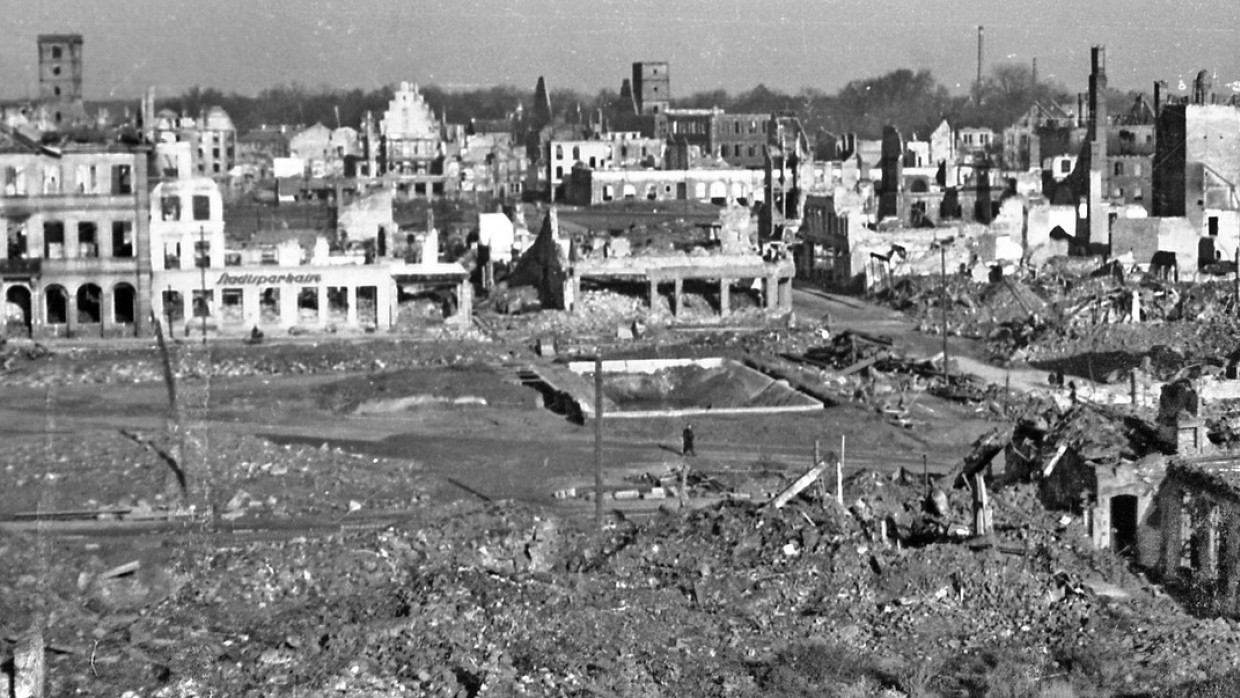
[2,0,1238,102]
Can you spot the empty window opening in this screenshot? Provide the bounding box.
[220,288,244,324]
[4,166,26,196]
[1110,495,1139,553]
[161,196,181,221]
[77,165,98,194]
[194,239,210,268]
[192,289,214,318]
[164,242,181,269]
[113,283,136,324]
[259,288,280,324]
[297,287,320,324]
[327,286,349,323]
[43,166,61,195]
[78,222,98,257]
[5,285,32,335]
[51,46,62,59]
[161,290,184,325]
[356,286,378,327]
[112,221,134,257]
[45,285,68,324]
[44,221,65,259]
[112,165,132,194]
[76,283,102,324]
[7,221,28,258]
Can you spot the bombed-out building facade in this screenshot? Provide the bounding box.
[1,131,152,340]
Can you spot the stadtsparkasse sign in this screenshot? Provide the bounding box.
[216,272,323,285]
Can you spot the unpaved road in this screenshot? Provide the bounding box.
[792,285,1140,405]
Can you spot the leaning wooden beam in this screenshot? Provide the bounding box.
[768,463,827,509]
[838,351,888,377]
[1042,443,1070,478]
[943,425,1014,488]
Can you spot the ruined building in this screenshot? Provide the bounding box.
[1152,71,1240,262]
[1,128,152,339]
[37,34,87,128]
[632,62,670,116]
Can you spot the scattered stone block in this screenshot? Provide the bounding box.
[14,630,44,698]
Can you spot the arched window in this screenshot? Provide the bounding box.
[76,283,102,324]
[113,283,137,324]
[45,285,68,324]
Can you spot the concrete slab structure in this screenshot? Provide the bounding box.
[572,254,794,317]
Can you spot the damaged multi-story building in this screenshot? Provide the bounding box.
[1150,71,1240,265]
[1,126,152,339]
[359,82,455,199]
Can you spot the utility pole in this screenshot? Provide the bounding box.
[940,244,950,382]
[165,285,176,340]
[199,226,208,345]
[594,356,604,530]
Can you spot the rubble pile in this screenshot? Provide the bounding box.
[2,430,432,519]
[9,483,1240,696]
[878,264,1240,373]
[0,339,510,388]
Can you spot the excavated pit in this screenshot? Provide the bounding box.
[565,358,823,418]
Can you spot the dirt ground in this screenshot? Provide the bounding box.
[4,285,1240,696]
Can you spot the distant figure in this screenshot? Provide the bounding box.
[247,325,265,345]
[1055,368,1065,388]
[682,424,696,457]
[1069,380,1078,404]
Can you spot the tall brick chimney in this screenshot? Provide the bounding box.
[1087,46,1109,249]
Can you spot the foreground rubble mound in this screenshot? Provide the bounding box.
[0,338,511,388]
[8,482,1240,697]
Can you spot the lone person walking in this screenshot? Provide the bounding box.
[682,424,696,457]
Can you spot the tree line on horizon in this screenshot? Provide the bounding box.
[160,64,1144,142]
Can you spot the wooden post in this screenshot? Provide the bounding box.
[814,439,826,502]
[1004,373,1010,416]
[940,245,949,381]
[1131,370,1138,405]
[837,435,845,506]
[594,356,603,530]
[14,628,44,698]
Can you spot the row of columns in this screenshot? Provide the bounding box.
[1159,482,1240,612]
[642,276,793,317]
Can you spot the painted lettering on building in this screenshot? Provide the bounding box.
[216,272,323,285]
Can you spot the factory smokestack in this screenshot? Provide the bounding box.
[976,25,984,105]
